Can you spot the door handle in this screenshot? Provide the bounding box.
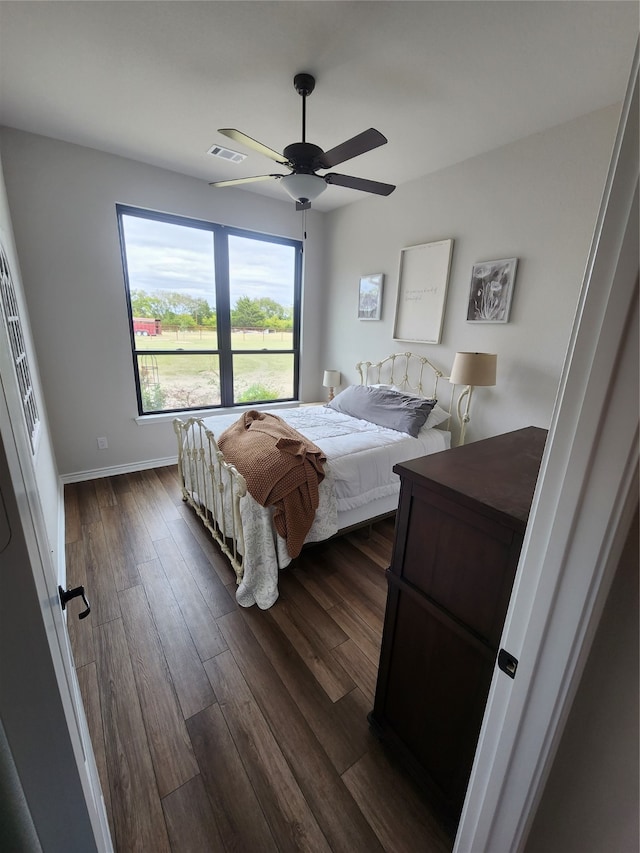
[58,585,91,620]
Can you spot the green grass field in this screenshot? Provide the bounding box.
[136,329,295,411]
[135,328,293,352]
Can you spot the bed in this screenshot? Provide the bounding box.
[173,352,460,609]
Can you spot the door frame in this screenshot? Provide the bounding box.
[455,42,639,853]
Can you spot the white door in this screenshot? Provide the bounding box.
[0,232,113,853]
[0,377,113,851]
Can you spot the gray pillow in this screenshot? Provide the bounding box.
[327,384,437,437]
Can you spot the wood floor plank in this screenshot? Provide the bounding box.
[138,559,217,720]
[93,476,118,508]
[94,618,171,852]
[153,536,228,661]
[100,503,142,591]
[76,662,114,839]
[345,526,393,570]
[177,502,239,586]
[64,482,81,544]
[268,595,355,703]
[154,464,185,504]
[162,774,226,853]
[167,517,236,618]
[140,467,182,522]
[127,470,172,541]
[119,584,199,798]
[277,569,348,649]
[82,522,121,625]
[332,639,378,706]
[331,538,388,604]
[240,604,373,773]
[108,472,132,498]
[76,479,101,526]
[187,703,279,852]
[206,651,331,852]
[218,609,384,853]
[328,599,382,666]
[290,550,342,610]
[65,539,95,667]
[118,490,157,565]
[315,562,384,634]
[343,747,453,853]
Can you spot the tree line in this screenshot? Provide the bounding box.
[130,289,293,331]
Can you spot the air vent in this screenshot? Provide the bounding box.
[208,145,247,163]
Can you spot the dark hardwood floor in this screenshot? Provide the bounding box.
[64,466,454,853]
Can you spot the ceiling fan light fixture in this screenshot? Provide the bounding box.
[279,173,327,204]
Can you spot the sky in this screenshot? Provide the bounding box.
[121,214,296,308]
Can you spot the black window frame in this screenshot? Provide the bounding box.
[116,204,302,416]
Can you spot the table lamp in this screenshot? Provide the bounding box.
[449,352,497,445]
[322,370,341,401]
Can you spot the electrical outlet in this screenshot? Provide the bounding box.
[97,436,108,450]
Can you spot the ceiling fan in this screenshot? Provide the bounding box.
[209,73,396,210]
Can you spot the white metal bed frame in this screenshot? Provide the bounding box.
[174,353,458,586]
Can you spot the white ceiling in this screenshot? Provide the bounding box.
[0,1,637,212]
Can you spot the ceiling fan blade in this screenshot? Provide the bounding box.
[218,129,288,164]
[324,173,396,196]
[318,128,387,169]
[209,174,282,188]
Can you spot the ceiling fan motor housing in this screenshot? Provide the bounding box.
[293,73,316,97]
[283,142,324,172]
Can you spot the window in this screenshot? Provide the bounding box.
[117,206,302,415]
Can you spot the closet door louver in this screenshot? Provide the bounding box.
[0,244,40,453]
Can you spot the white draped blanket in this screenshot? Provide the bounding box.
[198,405,450,608]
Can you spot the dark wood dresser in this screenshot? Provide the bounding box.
[369,426,547,822]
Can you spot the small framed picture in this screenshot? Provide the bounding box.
[467,258,518,323]
[358,273,384,320]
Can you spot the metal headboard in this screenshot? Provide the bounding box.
[356,352,463,441]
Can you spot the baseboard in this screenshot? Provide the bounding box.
[59,455,179,485]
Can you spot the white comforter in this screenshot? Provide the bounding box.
[200,406,450,608]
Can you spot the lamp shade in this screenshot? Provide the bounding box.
[323,370,341,388]
[280,173,327,204]
[449,352,497,387]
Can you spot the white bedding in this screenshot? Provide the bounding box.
[198,405,450,608]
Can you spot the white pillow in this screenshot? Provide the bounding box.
[424,404,451,429]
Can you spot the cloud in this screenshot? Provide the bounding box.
[122,215,295,308]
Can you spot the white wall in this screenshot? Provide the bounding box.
[321,105,621,442]
[525,508,639,853]
[0,153,61,566]
[0,129,325,476]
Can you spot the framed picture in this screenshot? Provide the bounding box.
[358,273,384,320]
[467,258,518,323]
[393,239,454,344]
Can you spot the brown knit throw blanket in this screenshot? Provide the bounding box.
[218,410,327,558]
